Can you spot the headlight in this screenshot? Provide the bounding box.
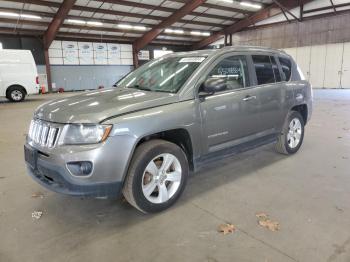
[59,124,112,145]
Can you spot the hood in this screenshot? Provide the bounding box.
[34,88,178,123]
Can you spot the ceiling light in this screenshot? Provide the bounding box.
[87,21,103,26]
[201,32,210,36]
[133,25,147,31]
[165,28,174,33]
[220,0,234,3]
[0,11,41,19]
[20,14,41,19]
[173,29,184,34]
[118,24,133,29]
[240,1,262,9]
[190,31,201,36]
[67,19,85,24]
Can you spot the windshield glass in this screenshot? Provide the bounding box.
[116,56,206,93]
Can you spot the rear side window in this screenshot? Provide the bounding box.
[270,56,281,82]
[252,55,275,85]
[278,57,292,81]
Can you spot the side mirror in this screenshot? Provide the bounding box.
[201,77,227,94]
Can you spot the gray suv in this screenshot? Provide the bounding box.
[24,46,312,213]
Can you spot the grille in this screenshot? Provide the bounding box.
[28,119,59,148]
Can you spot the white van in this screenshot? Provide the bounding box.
[0,50,39,102]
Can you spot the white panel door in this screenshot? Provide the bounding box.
[296,46,311,80]
[309,45,327,88]
[324,43,343,88]
[341,42,350,89]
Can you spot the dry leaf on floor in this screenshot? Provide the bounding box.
[217,223,236,235]
[31,192,44,198]
[258,219,280,231]
[32,211,43,220]
[256,212,280,232]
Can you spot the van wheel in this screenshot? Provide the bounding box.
[123,139,188,214]
[275,111,305,155]
[7,86,26,102]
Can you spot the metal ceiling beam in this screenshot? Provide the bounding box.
[170,0,254,14]
[101,0,240,21]
[5,0,227,28]
[303,2,350,13]
[192,0,311,50]
[272,0,301,22]
[133,0,206,52]
[330,0,337,13]
[43,0,76,49]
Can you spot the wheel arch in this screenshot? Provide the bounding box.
[290,104,308,125]
[133,128,195,172]
[6,84,27,96]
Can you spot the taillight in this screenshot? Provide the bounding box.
[36,76,39,85]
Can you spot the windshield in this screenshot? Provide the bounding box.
[116,56,206,93]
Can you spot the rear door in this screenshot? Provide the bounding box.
[198,54,261,153]
[251,54,284,133]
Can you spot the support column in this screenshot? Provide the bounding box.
[44,49,52,92]
[133,46,139,69]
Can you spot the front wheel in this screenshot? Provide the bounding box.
[123,139,188,213]
[7,86,26,102]
[275,111,305,155]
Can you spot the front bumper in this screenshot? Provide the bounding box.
[24,134,137,198]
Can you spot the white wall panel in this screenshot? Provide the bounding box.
[283,48,297,62]
[341,42,350,89]
[309,45,326,88]
[296,46,311,80]
[324,43,343,88]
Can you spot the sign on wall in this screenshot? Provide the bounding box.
[138,50,150,60]
[49,40,133,66]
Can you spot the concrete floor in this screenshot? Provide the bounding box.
[0,90,349,262]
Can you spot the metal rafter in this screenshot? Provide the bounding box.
[133,0,206,52]
[5,0,228,29]
[192,0,312,50]
[303,2,350,14]
[43,0,76,49]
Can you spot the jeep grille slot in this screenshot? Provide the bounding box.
[28,120,59,148]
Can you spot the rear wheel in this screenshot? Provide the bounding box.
[123,139,188,213]
[6,86,26,102]
[275,111,305,155]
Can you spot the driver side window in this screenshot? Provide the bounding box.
[206,55,250,91]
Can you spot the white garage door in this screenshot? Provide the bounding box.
[309,45,326,88]
[341,42,350,89]
[296,46,311,80]
[324,43,343,89]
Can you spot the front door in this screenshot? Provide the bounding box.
[198,55,260,153]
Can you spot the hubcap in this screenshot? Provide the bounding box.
[11,90,23,101]
[287,118,302,149]
[141,153,182,204]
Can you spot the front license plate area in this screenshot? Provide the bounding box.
[24,146,37,170]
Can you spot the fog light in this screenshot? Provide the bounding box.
[67,161,93,176]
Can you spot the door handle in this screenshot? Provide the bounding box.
[242,95,256,101]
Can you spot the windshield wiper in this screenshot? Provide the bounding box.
[128,85,152,91]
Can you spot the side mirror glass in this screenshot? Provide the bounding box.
[200,77,227,94]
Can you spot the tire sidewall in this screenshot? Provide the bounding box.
[131,143,188,213]
[8,86,25,102]
[284,111,305,154]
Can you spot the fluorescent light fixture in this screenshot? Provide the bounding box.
[190,31,210,36]
[133,25,147,31]
[0,11,41,19]
[67,19,86,24]
[173,29,184,34]
[20,14,41,19]
[220,0,234,3]
[165,28,174,33]
[118,24,133,29]
[87,21,103,26]
[240,1,262,9]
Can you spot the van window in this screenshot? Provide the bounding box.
[278,57,292,81]
[252,55,275,85]
[205,55,250,91]
[270,56,281,82]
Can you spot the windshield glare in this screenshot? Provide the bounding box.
[117,56,206,93]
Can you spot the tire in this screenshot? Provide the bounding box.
[275,111,305,155]
[123,139,189,214]
[6,86,26,102]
